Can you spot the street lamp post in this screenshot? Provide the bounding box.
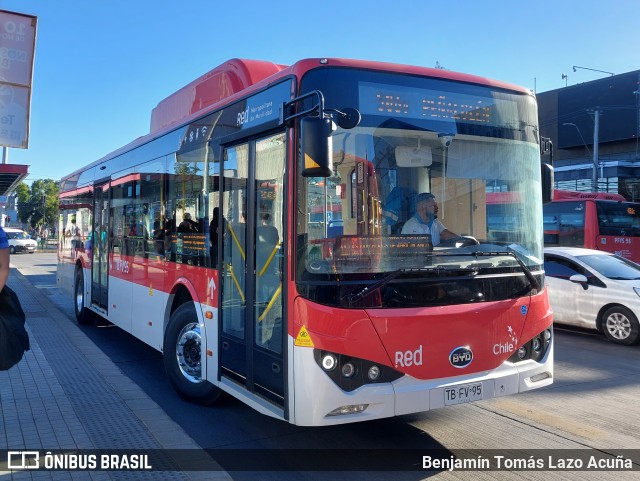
[589,109,601,192]
[562,121,599,192]
[572,66,614,77]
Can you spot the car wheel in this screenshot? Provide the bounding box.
[163,301,222,405]
[601,306,640,345]
[9,245,15,254]
[74,269,94,325]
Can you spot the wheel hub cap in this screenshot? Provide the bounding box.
[176,322,203,383]
[606,313,631,340]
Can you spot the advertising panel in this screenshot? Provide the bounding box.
[0,10,37,148]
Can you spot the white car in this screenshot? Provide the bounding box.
[544,247,640,345]
[4,227,37,254]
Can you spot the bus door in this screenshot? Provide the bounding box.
[91,182,110,310]
[220,133,285,407]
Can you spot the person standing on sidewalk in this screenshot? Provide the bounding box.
[0,224,30,371]
[0,225,9,291]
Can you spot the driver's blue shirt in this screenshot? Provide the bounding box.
[401,215,446,245]
[0,226,8,249]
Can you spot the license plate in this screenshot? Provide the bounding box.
[444,382,483,406]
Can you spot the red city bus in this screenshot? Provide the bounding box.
[543,190,640,261]
[58,58,553,426]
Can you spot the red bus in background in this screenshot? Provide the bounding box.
[58,58,553,426]
[543,190,640,262]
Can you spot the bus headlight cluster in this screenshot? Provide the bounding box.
[314,350,403,392]
[508,328,552,364]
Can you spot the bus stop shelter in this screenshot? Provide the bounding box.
[0,163,29,196]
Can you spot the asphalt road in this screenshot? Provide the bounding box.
[11,252,640,480]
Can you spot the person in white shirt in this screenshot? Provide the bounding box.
[401,192,457,246]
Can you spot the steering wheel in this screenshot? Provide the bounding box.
[438,236,480,248]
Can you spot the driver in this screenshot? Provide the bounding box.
[401,192,457,245]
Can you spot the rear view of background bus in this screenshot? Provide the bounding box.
[543,190,640,262]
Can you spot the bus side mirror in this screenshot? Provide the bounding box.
[300,116,334,177]
[541,163,554,204]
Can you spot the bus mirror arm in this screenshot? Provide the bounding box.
[282,91,361,129]
[325,107,361,129]
[282,90,325,126]
[541,163,554,204]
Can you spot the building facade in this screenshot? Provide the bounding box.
[537,70,640,200]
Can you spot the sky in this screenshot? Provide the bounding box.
[1,0,639,184]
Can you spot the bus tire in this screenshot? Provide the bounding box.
[163,302,221,405]
[74,269,93,325]
[601,306,640,345]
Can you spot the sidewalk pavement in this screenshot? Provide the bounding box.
[0,267,232,481]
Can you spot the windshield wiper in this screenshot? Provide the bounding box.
[432,251,540,292]
[342,266,479,305]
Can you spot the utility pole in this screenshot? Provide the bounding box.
[588,109,601,192]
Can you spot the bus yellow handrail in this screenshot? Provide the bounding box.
[258,243,280,277]
[258,285,282,323]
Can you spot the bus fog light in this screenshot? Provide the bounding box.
[530,372,550,383]
[543,329,552,341]
[327,404,369,416]
[517,346,527,360]
[341,362,356,378]
[321,354,338,371]
[367,365,381,381]
[532,338,541,352]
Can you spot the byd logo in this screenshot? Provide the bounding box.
[449,346,473,368]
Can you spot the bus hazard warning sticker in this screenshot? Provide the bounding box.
[295,326,314,347]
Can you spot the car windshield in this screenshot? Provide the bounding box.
[8,231,29,240]
[578,254,640,280]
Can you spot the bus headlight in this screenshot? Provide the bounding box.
[341,362,356,378]
[367,365,381,381]
[532,338,541,352]
[321,354,338,371]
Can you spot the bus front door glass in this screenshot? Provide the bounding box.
[221,143,249,378]
[91,183,109,310]
[220,133,285,406]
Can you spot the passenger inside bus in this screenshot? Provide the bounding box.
[178,213,199,233]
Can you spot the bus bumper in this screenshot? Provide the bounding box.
[292,341,553,426]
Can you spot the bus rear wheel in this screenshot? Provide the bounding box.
[163,301,221,405]
[74,269,93,325]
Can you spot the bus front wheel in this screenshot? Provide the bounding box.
[163,302,222,405]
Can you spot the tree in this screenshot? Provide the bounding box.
[15,179,59,229]
[15,183,30,224]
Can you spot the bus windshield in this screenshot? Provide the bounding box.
[596,201,640,236]
[296,69,543,307]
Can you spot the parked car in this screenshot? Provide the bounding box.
[4,227,37,254]
[544,247,640,345]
